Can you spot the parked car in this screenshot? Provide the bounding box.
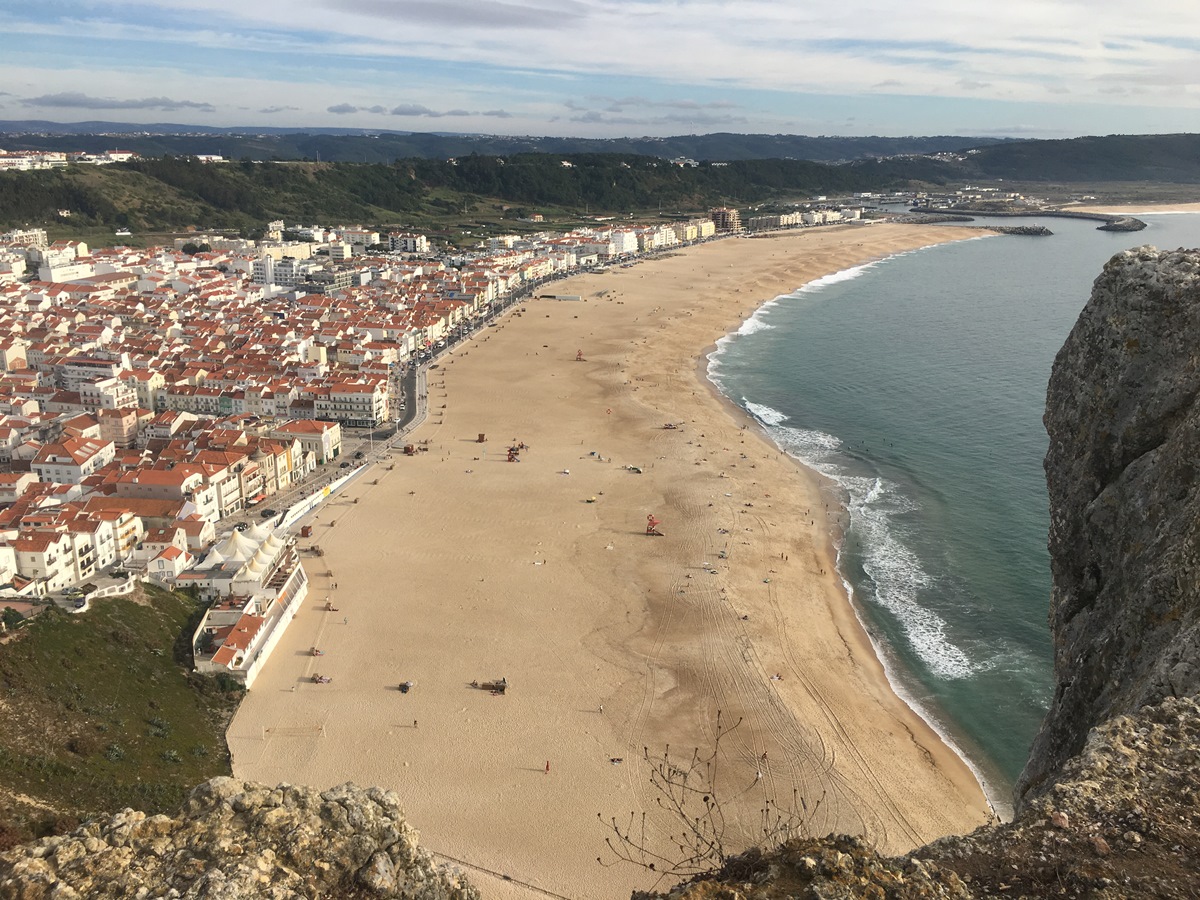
[354,450,365,459]
[340,461,351,468]
[260,508,278,518]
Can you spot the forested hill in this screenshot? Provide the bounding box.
[959,133,1200,183]
[4,131,1200,239]
[0,153,957,235]
[0,125,1009,164]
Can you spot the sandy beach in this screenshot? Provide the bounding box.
[1070,201,1200,214]
[229,223,995,899]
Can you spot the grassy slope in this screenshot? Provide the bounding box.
[0,585,241,846]
[5,155,914,241]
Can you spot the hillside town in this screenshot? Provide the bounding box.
[0,148,141,171]
[0,211,790,674]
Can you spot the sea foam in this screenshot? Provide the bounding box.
[710,245,985,684]
[797,261,878,292]
[739,401,976,681]
[736,296,780,335]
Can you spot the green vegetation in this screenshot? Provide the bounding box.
[0,585,241,848]
[6,133,1200,246]
[964,133,1200,183]
[0,129,1012,165]
[0,152,953,240]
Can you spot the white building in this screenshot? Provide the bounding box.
[31,437,116,484]
[185,523,310,689]
[389,232,430,254]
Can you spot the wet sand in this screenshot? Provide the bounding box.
[229,223,995,899]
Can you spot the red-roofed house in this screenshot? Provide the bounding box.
[31,436,116,484]
[271,419,341,465]
[146,544,193,583]
[10,529,75,593]
[0,471,39,505]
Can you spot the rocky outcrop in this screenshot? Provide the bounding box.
[988,225,1053,236]
[1018,245,1200,802]
[921,694,1200,898]
[0,778,479,900]
[1096,216,1147,233]
[632,834,973,900]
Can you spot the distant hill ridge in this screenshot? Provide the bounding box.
[0,123,1012,163]
[4,132,1200,240]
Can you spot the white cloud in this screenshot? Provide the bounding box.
[22,91,216,112]
[7,1,1200,134]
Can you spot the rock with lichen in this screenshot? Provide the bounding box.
[0,778,479,900]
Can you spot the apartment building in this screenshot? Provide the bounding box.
[96,406,148,450]
[271,419,341,465]
[314,381,388,427]
[389,232,431,253]
[113,467,221,524]
[80,376,138,411]
[31,437,116,484]
[710,207,744,233]
[9,530,76,593]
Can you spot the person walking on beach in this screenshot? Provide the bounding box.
[545,760,550,774]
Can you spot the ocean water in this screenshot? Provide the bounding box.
[708,214,1200,805]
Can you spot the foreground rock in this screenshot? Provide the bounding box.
[0,779,479,900]
[923,695,1200,898]
[650,696,1200,900]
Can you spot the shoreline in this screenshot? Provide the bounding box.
[700,241,1011,820]
[228,223,996,900]
[1068,201,1200,215]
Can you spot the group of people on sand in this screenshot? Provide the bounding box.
[507,439,529,463]
[307,572,342,684]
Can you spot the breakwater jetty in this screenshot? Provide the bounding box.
[897,213,1052,236]
[922,207,1146,232]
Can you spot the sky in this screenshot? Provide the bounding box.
[3,0,1200,139]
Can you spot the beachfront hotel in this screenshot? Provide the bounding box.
[183,522,309,688]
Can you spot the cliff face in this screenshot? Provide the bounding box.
[1018,245,1200,802]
